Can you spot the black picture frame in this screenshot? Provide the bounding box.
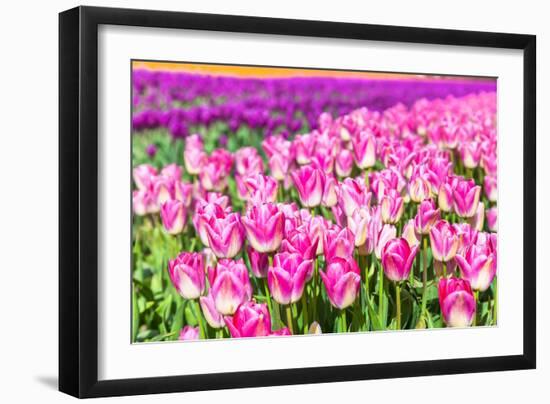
[59,5,536,398]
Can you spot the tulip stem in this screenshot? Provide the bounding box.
[192,299,206,339]
[443,261,447,278]
[420,236,429,319]
[216,329,223,339]
[340,310,347,332]
[492,277,498,325]
[263,278,273,318]
[473,291,479,326]
[378,258,384,323]
[285,305,294,334]
[396,283,401,330]
[301,293,309,334]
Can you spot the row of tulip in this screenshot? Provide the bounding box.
[132,86,497,342]
[132,69,496,143]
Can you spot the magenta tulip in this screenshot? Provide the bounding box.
[414,198,440,235]
[374,223,397,259]
[246,246,269,278]
[242,203,285,253]
[292,133,316,165]
[268,252,313,305]
[381,238,419,282]
[402,218,420,248]
[133,163,157,190]
[429,220,459,262]
[199,292,224,328]
[455,244,497,292]
[487,207,498,231]
[380,189,404,224]
[209,259,252,315]
[352,131,376,169]
[337,177,371,217]
[484,175,497,202]
[324,227,356,262]
[291,165,325,207]
[408,174,431,203]
[320,257,361,309]
[335,149,354,177]
[183,134,206,175]
[205,211,244,259]
[225,301,271,338]
[438,278,476,327]
[179,325,200,341]
[160,200,186,235]
[168,252,205,300]
[453,178,481,218]
[322,176,338,207]
[244,174,278,205]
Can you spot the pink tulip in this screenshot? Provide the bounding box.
[244,174,278,205]
[152,176,174,207]
[199,152,232,192]
[193,202,229,247]
[484,175,497,203]
[199,292,224,328]
[160,200,187,235]
[402,219,420,248]
[381,238,419,282]
[453,178,481,218]
[455,244,497,292]
[225,301,271,338]
[183,134,206,175]
[335,149,354,177]
[438,278,476,327]
[132,189,154,216]
[380,189,404,224]
[414,198,440,235]
[459,141,482,169]
[408,174,432,203]
[322,176,338,207]
[352,131,376,169]
[268,252,313,305]
[271,327,292,336]
[374,224,397,259]
[347,207,371,249]
[268,153,290,181]
[438,176,455,212]
[133,164,157,190]
[429,220,459,262]
[487,207,498,231]
[209,259,252,315]
[468,201,485,231]
[370,168,405,201]
[234,146,264,176]
[179,325,200,341]
[292,133,316,165]
[246,246,269,278]
[161,163,183,182]
[337,177,371,217]
[324,227,356,262]
[168,252,205,300]
[453,222,479,255]
[173,181,193,207]
[291,165,325,207]
[242,203,285,253]
[320,257,361,309]
[204,211,244,259]
[280,228,319,262]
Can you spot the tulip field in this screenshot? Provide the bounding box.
[131,64,498,342]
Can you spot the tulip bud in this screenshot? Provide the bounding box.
[168,252,205,300]
[335,149,354,177]
[438,278,476,327]
[352,131,376,169]
[414,198,440,235]
[374,224,397,259]
[487,207,498,231]
[268,252,313,305]
[209,259,252,315]
[320,257,361,309]
[381,238,419,282]
[179,325,200,341]
[205,212,244,259]
[199,292,224,329]
[160,200,187,235]
[291,165,325,207]
[429,220,459,262]
[242,203,285,253]
[455,244,496,292]
[380,189,404,224]
[246,246,269,278]
[453,178,481,218]
[224,301,271,338]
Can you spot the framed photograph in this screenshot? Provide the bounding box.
[59,6,536,398]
